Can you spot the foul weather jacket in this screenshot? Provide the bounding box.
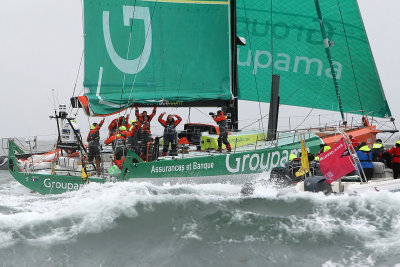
[108,115,130,132]
[87,119,105,144]
[386,147,400,164]
[135,106,156,133]
[158,114,182,141]
[213,113,228,135]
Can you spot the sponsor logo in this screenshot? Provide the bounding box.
[151,161,215,174]
[103,6,152,75]
[225,148,309,173]
[43,178,83,191]
[238,48,342,78]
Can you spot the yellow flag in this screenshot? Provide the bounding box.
[295,138,310,177]
[81,167,88,181]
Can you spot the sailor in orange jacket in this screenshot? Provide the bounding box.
[87,118,105,175]
[212,110,231,152]
[158,113,182,156]
[108,115,129,137]
[135,106,157,132]
[105,131,127,169]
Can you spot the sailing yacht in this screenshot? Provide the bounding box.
[6,0,397,194]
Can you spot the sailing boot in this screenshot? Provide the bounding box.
[162,152,168,157]
[217,147,222,153]
[226,143,232,153]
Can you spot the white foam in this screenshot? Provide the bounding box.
[2,170,400,262]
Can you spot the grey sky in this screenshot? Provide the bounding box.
[0,0,399,141]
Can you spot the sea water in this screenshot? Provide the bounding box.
[1,170,400,267]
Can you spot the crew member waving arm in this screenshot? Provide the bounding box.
[158,113,182,156]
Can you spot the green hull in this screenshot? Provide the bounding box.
[8,135,322,194]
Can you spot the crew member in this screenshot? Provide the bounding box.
[119,126,128,138]
[158,113,182,156]
[212,110,231,153]
[372,139,385,162]
[105,130,127,169]
[382,141,400,179]
[356,144,373,180]
[349,135,359,150]
[87,119,105,176]
[108,115,129,137]
[362,116,370,127]
[126,119,141,155]
[317,144,331,155]
[135,106,157,131]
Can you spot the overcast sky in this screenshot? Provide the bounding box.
[0,0,399,141]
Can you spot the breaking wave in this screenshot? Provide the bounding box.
[1,170,400,266]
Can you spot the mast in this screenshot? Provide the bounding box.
[314,0,346,123]
[228,0,239,131]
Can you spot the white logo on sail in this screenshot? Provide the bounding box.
[103,6,152,74]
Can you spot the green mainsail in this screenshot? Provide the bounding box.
[84,0,232,115]
[236,0,391,118]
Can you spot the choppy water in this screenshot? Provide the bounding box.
[1,170,400,267]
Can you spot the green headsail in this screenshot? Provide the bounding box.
[84,0,232,115]
[236,0,391,118]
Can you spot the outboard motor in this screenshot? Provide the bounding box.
[304,176,332,195]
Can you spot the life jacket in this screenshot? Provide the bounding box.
[323,145,332,152]
[214,114,228,134]
[112,136,126,151]
[88,131,100,146]
[372,143,384,161]
[356,150,373,169]
[164,122,177,140]
[127,125,140,147]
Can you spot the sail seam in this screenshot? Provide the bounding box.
[125,0,159,113]
[240,0,265,135]
[336,0,364,114]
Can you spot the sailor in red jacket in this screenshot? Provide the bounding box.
[135,106,157,132]
[348,135,359,150]
[105,131,127,169]
[382,141,400,179]
[158,113,182,156]
[108,115,129,137]
[87,118,105,175]
[212,110,231,153]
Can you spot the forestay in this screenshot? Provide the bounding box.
[236,0,391,118]
[84,0,232,115]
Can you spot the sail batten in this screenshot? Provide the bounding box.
[237,0,391,118]
[84,0,232,115]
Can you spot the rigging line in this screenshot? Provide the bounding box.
[119,0,139,115]
[240,87,302,131]
[193,107,211,119]
[293,85,325,130]
[125,1,159,114]
[336,0,364,114]
[68,49,85,115]
[241,113,269,130]
[241,0,265,133]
